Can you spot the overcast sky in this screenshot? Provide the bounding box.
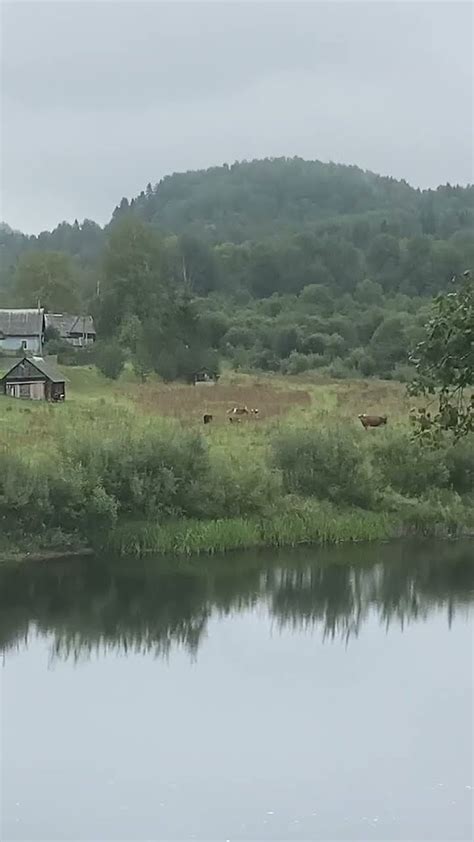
[1,1,473,234]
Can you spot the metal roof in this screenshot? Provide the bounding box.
[45,313,96,337]
[0,309,44,337]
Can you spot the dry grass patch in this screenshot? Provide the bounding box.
[129,381,311,424]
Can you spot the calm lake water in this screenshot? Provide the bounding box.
[1,540,473,841]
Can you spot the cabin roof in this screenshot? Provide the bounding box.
[45,313,96,337]
[1,355,65,384]
[194,368,219,376]
[0,309,44,337]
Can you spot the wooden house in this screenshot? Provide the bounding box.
[0,309,44,354]
[44,313,96,346]
[1,356,66,401]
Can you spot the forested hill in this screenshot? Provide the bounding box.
[114,158,422,242]
[114,157,474,243]
[1,157,473,383]
[1,156,473,303]
[3,158,474,257]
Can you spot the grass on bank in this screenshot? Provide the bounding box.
[107,502,397,557]
[0,364,472,559]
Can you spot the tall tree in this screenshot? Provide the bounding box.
[13,251,79,311]
[409,271,474,436]
[99,217,168,336]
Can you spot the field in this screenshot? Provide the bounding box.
[0,363,431,489]
[0,363,421,454]
[0,362,471,562]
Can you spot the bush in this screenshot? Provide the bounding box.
[272,425,377,508]
[396,491,473,537]
[390,363,415,383]
[57,345,96,367]
[95,340,126,380]
[0,419,214,541]
[321,357,353,379]
[0,452,52,532]
[203,449,281,518]
[298,332,327,355]
[445,438,474,494]
[59,422,210,523]
[43,338,71,356]
[372,431,449,496]
[348,347,377,376]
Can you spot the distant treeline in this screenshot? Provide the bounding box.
[1,157,473,379]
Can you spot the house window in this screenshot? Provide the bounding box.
[21,340,28,350]
[19,383,31,398]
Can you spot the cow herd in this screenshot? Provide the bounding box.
[203,406,390,428]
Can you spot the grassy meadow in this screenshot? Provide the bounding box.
[0,362,472,561]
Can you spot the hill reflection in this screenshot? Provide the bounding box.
[1,540,472,661]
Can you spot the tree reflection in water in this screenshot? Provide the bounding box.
[1,540,472,661]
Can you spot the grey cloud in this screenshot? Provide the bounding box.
[2,1,473,232]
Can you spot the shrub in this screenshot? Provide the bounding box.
[59,422,210,522]
[203,449,282,519]
[272,425,377,508]
[322,357,353,379]
[396,491,473,537]
[43,338,71,356]
[372,431,449,496]
[58,345,96,366]
[298,332,328,355]
[95,340,126,380]
[445,438,474,494]
[390,363,415,383]
[0,451,52,531]
[282,352,311,375]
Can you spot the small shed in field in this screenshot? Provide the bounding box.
[192,369,220,386]
[1,356,66,401]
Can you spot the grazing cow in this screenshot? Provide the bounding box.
[227,405,250,417]
[203,414,213,425]
[358,413,387,429]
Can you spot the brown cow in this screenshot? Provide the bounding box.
[358,413,388,429]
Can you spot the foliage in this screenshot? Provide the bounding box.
[445,437,474,494]
[1,159,474,384]
[272,425,376,508]
[13,251,79,311]
[97,220,217,383]
[94,339,126,380]
[409,271,474,436]
[372,431,450,496]
[0,384,472,555]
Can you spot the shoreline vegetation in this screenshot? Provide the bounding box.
[0,370,472,563]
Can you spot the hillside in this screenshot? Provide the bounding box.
[2,158,474,266]
[112,158,473,242]
[1,157,473,384]
[113,158,423,242]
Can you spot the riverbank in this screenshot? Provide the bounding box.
[2,497,473,564]
[0,370,472,562]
